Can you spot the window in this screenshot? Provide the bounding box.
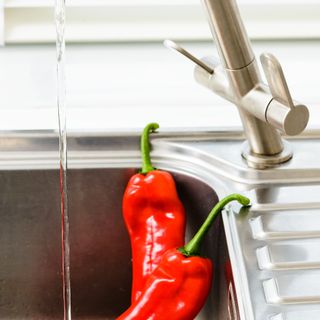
[2,0,320,44]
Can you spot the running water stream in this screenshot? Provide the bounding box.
[55,1,72,319]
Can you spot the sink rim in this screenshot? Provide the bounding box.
[0,129,320,187]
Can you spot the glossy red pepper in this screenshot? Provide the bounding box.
[118,194,250,320]
[123,123,186,302]
[225,259,239,318]
[225,259,234,289]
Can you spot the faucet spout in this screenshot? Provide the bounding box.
[201,0,254,70]
[202,0,286,161]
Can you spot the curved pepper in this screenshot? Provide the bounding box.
[118,194,250,320]
[123,123,186,302]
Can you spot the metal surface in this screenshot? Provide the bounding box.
[164,40,214,74]
[1,129,320,319]
[241,141,292,169]
[260,53,295,108]
[198,0,284,160]
[261,53,309,136]
[166,0,310,167]
[201,0,254,70]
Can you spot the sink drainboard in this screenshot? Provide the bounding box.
[226,197,320,320]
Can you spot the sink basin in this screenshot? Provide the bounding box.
[0,132,228,319]
[0,167,224,320]
[1,129,320,319]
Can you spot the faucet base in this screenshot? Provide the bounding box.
[242,141,292,169]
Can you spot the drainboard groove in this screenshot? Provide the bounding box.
[263,272,320,305]
[256,242,320,271]
[249,210,320,240]
[270,310,320,320]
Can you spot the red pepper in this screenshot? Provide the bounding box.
[118,194,250,320]
[123,123,186,302]
[225,259,239,319]
[225,259,233,287]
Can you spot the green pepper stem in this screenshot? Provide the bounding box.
[140,123,159,174]
[179,194,250,257]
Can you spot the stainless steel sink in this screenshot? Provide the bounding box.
[1,129,320,319]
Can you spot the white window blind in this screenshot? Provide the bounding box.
[2,0,320,44]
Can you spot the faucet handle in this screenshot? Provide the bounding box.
[260,53,294,108]
[164,40,214,74]
[260,52,309,136]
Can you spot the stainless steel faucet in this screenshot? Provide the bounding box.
[165,0,309,169]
